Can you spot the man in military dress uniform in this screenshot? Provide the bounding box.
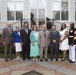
[68,23,76,63]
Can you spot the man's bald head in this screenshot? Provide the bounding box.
[6,22,11,28]
[42,25,46,30]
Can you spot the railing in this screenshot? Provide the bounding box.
[0,19,30,33]
[0,19,76,33]
[0,20,22,34]
[54,20,69,31]
[0,21,20,31]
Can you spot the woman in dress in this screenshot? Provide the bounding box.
[60,23,69,61]
[13,26,22,60]
[30,26,40,60]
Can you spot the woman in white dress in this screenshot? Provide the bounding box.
[13,26,22,60]
[60,23,69,61]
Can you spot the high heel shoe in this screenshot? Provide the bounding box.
[61,58,66,61]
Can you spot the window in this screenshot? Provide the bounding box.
[16,11,23,20]
[7,11,14,20]
[61,1,68,20]
[53,1,60,20]
[39,9,45,19]
[15,2,23,20]
[53,11,60,20]
[7,2,14,20]
[30,0,45,25]
[31,9,37,20]
[53,0,68,20]
[7,0,23,21]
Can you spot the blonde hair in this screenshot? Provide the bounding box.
[32,25,38,31]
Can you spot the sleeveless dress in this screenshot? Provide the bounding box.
[59,29,69,51]
[30,31,40,57]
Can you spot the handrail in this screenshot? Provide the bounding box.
[54,20,70,28]
[0,19,28,31]
[0,19,76,31]
[0,20,20,31]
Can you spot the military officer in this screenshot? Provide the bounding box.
[68,23,76,63]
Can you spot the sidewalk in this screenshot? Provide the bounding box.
[0,58,76,75]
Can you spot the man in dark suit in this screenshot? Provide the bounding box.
[2,23,13,61]
[49,25,60,61]
[20,22,31,60]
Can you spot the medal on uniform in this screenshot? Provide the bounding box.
[74,31,76,34]
[70,30,73,33]
[74,36,76,40]
[74,31,76,40]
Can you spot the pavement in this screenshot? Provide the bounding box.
[0,58,76,75]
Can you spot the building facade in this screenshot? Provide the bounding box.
[0,0,76,31]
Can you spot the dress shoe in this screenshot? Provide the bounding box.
[40,59,43,62]
[17,57,19,60]
[56,59,58,61]
[23,58,25,60]
[27,58,30,60]
[45,59,48,61]
[68,59,71,62]
[67,58,70,61]
[33,58,35,60]
[9,58,13,60]
[36,58,38,60]
[61,58,66,61]
[50,59,53,61]
[5,59,8,62]
[69,60,75,63]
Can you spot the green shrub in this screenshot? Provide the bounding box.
[0,34,2,37]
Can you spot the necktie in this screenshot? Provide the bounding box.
[44,30,46,38]
[44,34,46,38]
[54,31,56,35]
[25,29,28,34]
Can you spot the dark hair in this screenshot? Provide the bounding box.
[16,26,19,29]
[23,21,29,28]
[70,23,74,29]
[24,21,28,25]
[60,23,66,31]
[32,25,38,31]
[52,25,56,27]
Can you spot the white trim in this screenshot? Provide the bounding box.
[7,0,23,21]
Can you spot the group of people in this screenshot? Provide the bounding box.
[2,22,76,63]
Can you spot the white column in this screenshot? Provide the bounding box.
[0,0,7,21]
[23,0,30,28]
[69,0,75,22]
[0,0,1,20]
[23,0,30,20]
[45,0,53,19]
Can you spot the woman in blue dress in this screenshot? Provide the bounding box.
[30,26,40,60]
[13,26,22,60]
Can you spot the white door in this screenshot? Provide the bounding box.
[30,0,45,28]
